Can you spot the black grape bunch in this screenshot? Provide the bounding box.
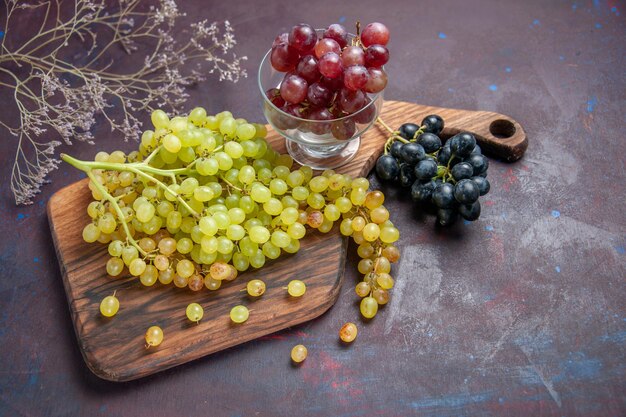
[375,115,490,226]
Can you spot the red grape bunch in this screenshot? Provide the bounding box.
[266,22,390,140]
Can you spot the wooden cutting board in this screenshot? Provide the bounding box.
[48,100,527,382]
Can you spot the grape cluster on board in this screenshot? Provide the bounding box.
[64,106,401,327]
[375,115,491,226]
[266,22,390,139]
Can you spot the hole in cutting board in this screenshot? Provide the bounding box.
[489,119,516,138]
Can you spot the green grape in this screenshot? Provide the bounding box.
[287,223,306,240]
[372,288,389,305]
[291,186,309,201]
[286,170,304,187]
[339,322,358,343]
[186,303,204,322]
[318,218,334,233]
[323,204,341,222]
[121,245,139,265]
[138,237,156,252]
[136,203,155,223]
[173,274,188,288]
[158,237,177,255]
[249,250,266,268]
[376,273,394,290]
[290,344,307,363]
[350,187,367,205]
[262,242,281,259]
[217,236,234,254]
[257,167,273,184]
[179,177,199,195]
[358,259,374,274]
[213,212,230,229]
[239,196,256,214]
[232,252,249,271]
[273,165,290,179]
[351,216,365,232]
[281,195,298,209]
[362,223,381,242]
[205,115,219,130]
[87,201,103,218]
[236,123,256,140]
[215,152,233,170]
[219,117,237,136]
[167,211,182,230]
[176,259,195,278]
[383,245,401,263]
[352,177,369,189]
[335,196,352,213]
[204,276,221,290]
[246,279,265,296]
[158,268,174,284]
[241,140,259,157]
[129,258,147,276]
[309,176,329,193]
[355,281,371,297]
[196,157,219,175]
[142,216,162,235]
[189,107,207,125]
[283,238,300,254]
[237,165,256,184]
[193,186,214,202]
[380,226,400,243]
[364,190,385,209]
[274,154,293,169]
[263,198,283,216]
[370,206,390,224]
[339,219,353,236]
[100,295,120,317]
[154,254,170,271]
[360,297,378,319]
[239,237,258,257]
[201,236,218,253]
[225,141,244,159]
[106,257,124,276]
[228,208,246,225]
[140,265,159,286]
[108,240,124,257]
[357,243,375,259]
[230,305,249,323]
[374,257,391,274]
[226,224,246,241]
[118,171,134,187]
[328,174,346,190]
[145,325,164,347]
[269,179,288,195]
[250,226,270,244]
[287,280,306,297]
[178,147,196,163]
[250,184,271,203]
[157,201,174,217]
[280,207,299,225]
[306,192,325,210]
[271,230,291,248]
[151,109,169,128]
[82,223,101,243]
[199,216,218,236]
[169,116,188,132]
[163,133,182,153]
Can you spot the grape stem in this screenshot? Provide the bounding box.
[61,153,201,218]
[84,170,147,257]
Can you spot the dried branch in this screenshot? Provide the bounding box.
[0,0,247,205]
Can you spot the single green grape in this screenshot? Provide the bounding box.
[186,303,204,322]
[290,344,308,363]
[230,305,249,323]
[100,294,119,317]
[287,280,306,297]
[246,279,266,297]
[145,325,164,347]
[360,297,378,319]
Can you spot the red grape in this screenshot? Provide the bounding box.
[307,82,332,107]
[265,88,286,108]
[338,88,365,113]
[271,42,300,72]
[314,38,341,59]
[323,24,348,48]
[318,52,343,78]
[331,118,356,140]
[341,46,365,67]
[280,73,308,104]
[343,65,369,91]
[308,107,333,135]
[364,67,387,93]
[360,22,390,47]
[273,32,289,47]
[296,55,320,83]
[321,75,344,92]
[354,98,376,124]
[364,44,389,67]
[288,24,318,53]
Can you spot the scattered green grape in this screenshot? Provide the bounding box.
[100,294,119,317]
[290,344,308,363]
[230,305,249,323]
[287,280,306,297]
[186,303,204,322]
[145,325,164,347]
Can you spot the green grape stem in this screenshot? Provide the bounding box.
[61,153,200,218]
[84,170,147,257]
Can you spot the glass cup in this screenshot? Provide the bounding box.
[258,36,384,169]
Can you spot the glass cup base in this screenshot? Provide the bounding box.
[285,137,361,170]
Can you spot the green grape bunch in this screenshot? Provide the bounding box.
[63,107,401,319]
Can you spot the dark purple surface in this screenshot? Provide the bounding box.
[1,1,624,416]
